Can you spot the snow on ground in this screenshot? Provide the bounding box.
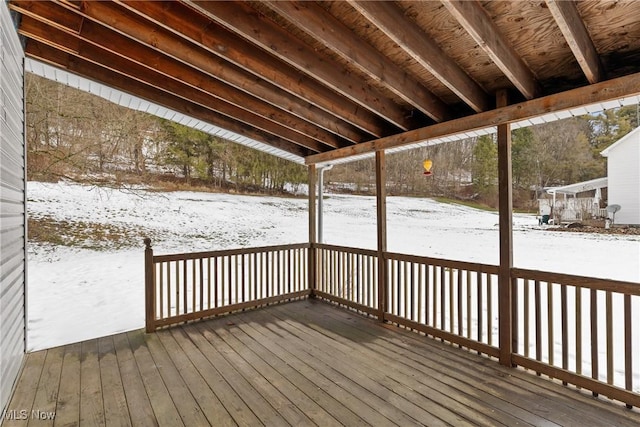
[27,181,640,351]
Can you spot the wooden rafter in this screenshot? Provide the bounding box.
[264,0,450,122]
[115,0,387,140]
[349,0,490,113]
[8,0,640,163]
[545,0,604,84]
[186,0,420,130]
[13,1,361,150]
[25,40,311,157]
[15,12,332,153]
[442,0,540,100]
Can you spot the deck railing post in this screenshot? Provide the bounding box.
[144,238,155,333]
[308,165,317,296]
[496,90,514,367]
[376,151,388,321]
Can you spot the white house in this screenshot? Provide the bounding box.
[601,126,640,225]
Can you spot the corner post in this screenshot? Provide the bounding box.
[144,238,155,333]
[497,90,514,366]
[376,151,388,321]
[308,165,317,297]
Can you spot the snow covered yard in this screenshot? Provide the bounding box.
[26,181,640,351]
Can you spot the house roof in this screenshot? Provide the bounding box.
[600,125,640,157]
[546,177,608,196]
[8,1,640,165]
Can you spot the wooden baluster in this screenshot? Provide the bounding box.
[183,259,188,314]
[449,267,454,334]
[466,270,471,339]
[166,262,171,317]
[606,291,613,385]
[417,263,423,324]
[624,294,632,408]
[440,266,446,333]
[457,269,463,339]
[175,261,180,315]
[590,288,599,396]
[144,238,155,333]
[432,265,437,328]
[535,280,542,370]
[548,282,554,367]
[207,258,211,310]
[524,279,530,358]
[487,274,493,346]
[158,262,163,321]
[477,271,482,346]
[576,286,582,377]
[561,284,568,384]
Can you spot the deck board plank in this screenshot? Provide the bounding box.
[168,327,260,427]
[188,323,290,426]
[213,316,366,426]
[155,329,235,427]
[142,331,210,426]
[97,336,131,427]
[235,310,427,426]
[2,351,47,427]
[79,340,105,427]
[266,304,521,426]
[111,333,156,427]
[27,346,64,427]
[209,323,344,427]
[196,322,317,427]
[53,343,81,427]
[124,332,182,427]
[4,300,640,427]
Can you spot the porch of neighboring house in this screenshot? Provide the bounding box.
[539,177,608,224]
[4,299,640,427]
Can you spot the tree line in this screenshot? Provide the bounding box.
[327,104,638,208]
[25,74,306,193]
[26,74,638,205]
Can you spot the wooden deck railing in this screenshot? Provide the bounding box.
[511,268,640,408]
[313,243,639,408]
[144,240,639,408]
[144,239,309,332]
[314,243,379,315]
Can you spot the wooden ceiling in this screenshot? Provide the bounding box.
[9,1,640,164]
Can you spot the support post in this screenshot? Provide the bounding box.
[497,90,514,366]
[144,238,155,333]
[308,165,317,296]
[376,151,388,321]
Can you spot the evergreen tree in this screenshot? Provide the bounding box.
[471,135,497,196]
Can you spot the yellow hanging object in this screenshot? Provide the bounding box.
[423,159,433,175]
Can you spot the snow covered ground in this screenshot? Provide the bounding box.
[27,181,640,351]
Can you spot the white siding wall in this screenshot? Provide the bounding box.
[0,2,26,413]
[607,132,640,225]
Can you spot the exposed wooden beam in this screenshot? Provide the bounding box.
[349,0,490,113]
[545,0,604,84]
[305,70,640,164]
[13,1,347,150]
[442,0,541,99]
[69,0,370,144]
[186,0,418,131]
[24,39,314,158]
[265,1,450,122]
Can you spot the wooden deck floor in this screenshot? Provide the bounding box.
[3,300,640,427]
